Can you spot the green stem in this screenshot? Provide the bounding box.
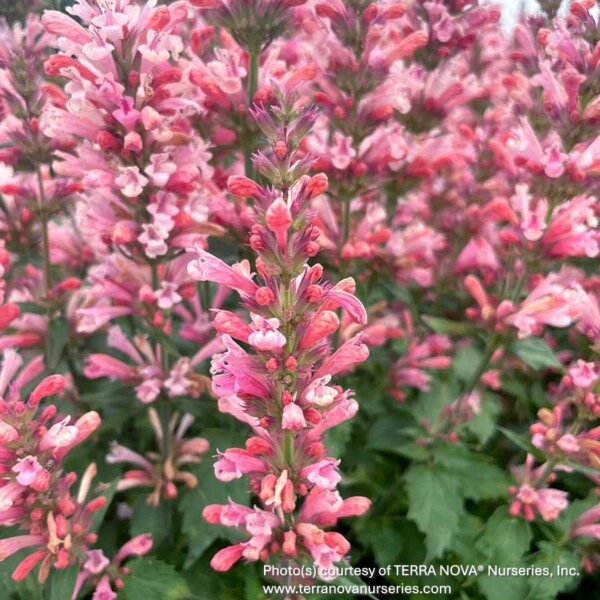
[342,197,351,246]
[245,49,259,179]
[284,431,294,467]
[151,261,171,460]
[463,336,499,395]
[36,165,54,364]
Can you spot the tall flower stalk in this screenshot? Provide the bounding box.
[188,88,371,577]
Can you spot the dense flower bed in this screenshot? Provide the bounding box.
[0,0,599,598]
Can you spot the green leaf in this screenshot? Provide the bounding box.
[422,315,475,336]
[179,430,248,568]
[47,317,69,371]
[526,543,580,600]
[511,339,562,371]
[366,414,417,452]
[452,345,485,383]
[355,516,404,567]
[477,507,532,564]
[16,302,45,315]
[465,392,501,443]
[497,426,545,460]
[49,564,79,600]
[476,508,533,600]
[91,479,118,533]
[436,445,509,501]
[405,464,464,560]
[130,496,173,546]
[121,558,190,600]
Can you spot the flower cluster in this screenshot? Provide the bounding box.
[188,90,371,574]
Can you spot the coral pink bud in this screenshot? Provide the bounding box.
[31,469,50,492]
[307,441,325,457]
[308,264,324,282]
[0,303,20,331]
[42,11,92,44]
[306,173,329,198]
[316,4,338,19]
[306,285,324,302]
[44,55,96,82]
[274,141,287,159]
[147,6,171,32]
[139,284,156,304]
[363,3,378,23]
[282,391,294,406]
[283,530,297,556]
[281,480,296,512]
[28,375,65,407]
[202,505,224,524]
[324,531,350,555]
[266,199,292,250]
[299,311,339,350]
[213,311,252,342]
[97,131,121,151]
[255,287,275,306]
[305,241,320,256]
[57,277,81,293]
[338,496,371,517]
[227,176,262,198]
[285,356,298,371]
[265,358,279,373]
[305,408,322,425]
[246,437,272,455]
[85,497,107,513]
[12,549,46,581]
[260,474,277,502]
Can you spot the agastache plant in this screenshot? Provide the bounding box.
[187,88,371,576]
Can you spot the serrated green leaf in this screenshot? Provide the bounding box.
[435,445,509,500]
[130,496,173,546]
[405,464,464,560]
[121,558,190,600]
[477,507,532,564]
[511,339,562,371]
[526,543,580,600]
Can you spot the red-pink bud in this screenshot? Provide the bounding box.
[283,530,297,555]
[266,199,292,250]
[306,173,328,198]
[255,287,275,306]
[210,544,244,572]
[299,311,339,350]
[227,176,262,198]
[28,375,65,407]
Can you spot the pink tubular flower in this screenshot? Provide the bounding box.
[248,315,286,351]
